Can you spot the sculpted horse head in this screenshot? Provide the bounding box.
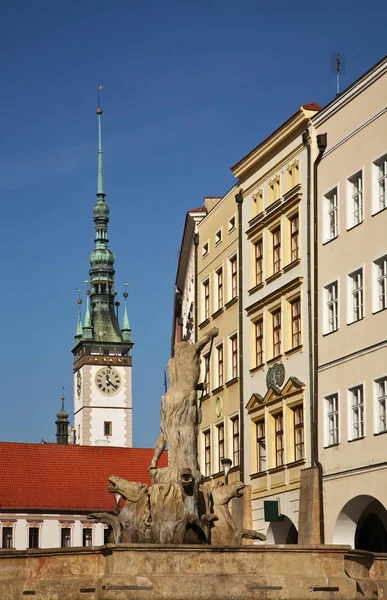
[108,476,148,502]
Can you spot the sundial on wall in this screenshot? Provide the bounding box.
[266,363,285,390]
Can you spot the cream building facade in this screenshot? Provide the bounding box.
[231,105,320,541]
[196,189,242,483]
[314,57,387,551]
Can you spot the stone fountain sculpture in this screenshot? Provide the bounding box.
[89,327,266,546]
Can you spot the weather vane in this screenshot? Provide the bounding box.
[97,85,104,112]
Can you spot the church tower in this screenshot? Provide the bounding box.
[72,101,134,447]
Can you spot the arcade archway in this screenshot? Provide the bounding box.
[266,516,298,544]
[333,495,387,551]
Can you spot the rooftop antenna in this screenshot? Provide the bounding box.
[331,53,345,97]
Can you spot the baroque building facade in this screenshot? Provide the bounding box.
[195,189,242,484]
[231,104,320,541]
[313,56,387,550]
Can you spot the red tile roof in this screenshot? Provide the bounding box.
[302,102,321,111]
[189,206,207,213]
[0,442,167,512]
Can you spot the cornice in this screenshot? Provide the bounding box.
[245,277,303,315]
[312,56,387,127]
[231,109,316,179]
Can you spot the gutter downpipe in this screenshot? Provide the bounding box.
[313,132,327,544]
[302,130,314,466]
[235,189,244,483]
[193,232,199,344]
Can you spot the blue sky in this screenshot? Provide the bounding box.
[1,0,386,447]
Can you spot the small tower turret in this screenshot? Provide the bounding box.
[56,388,69,445]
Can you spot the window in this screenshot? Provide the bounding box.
[255,320,264,367]
[77,424,80,441]
[375,155,387,212]
[325,393,339,446]
[202,242,209,257]
[375,377,387,433]
[293,406,304,461]
[216,268,223,310]
[374,256,387,311]
[269,176,281,203]
[83,528,93,547]
[272,227,281,274]
[204,430,211,476]
[349,269,363,322]
[61,527,71,548]
[215,229,222,245]
[272,309,281,357]
[349,172,363,226]
[291,298,301,348]
[325,282,338,333]
[256,420,266,472]
[203,279,210,319]
[216,344,223,387]
[275,413,284,467]
[29,527,39,549]
[290,214,299,261]
[230,256,237,299]
[228,215,236,232]
[231,335,238,379]
[217,423,224,472]
[324,188,338,241]
[254,239,263,285]
[349,385,364,439]
[203,352,210,392]
[2,527,13,549]
[104,421,112,436]
[231,416,239,466]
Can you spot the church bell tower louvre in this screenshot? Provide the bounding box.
[72,96,134,448]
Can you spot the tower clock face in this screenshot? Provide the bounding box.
[77,371,82,398]
[95,366,122,396]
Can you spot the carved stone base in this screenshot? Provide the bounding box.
[1,544,386,599]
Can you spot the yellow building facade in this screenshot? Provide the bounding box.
[196,188,242,484]
[231,105,320,541]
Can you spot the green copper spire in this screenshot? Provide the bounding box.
[75,294,83,341]
[121,286,134,345]
[97,107,104,195]
[83,290,93,340]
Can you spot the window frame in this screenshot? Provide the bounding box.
[216,422,225,473]
[372,154,387,214]
[325,393,339,447]
[230,255,238,299]
[216,343,224,387]
[272,309,281,357]
[323,187,339,242]
[290,213,299,262]
[230,334,238,379]
[347,170,363,229]
[202,278,210,320]
[373,255,387,313]
[28,527,40,549]
[2,527,13,549]
[104,421,112,436]
[61,527,71,548]
[272,227,281,274]
[375,377,387,434]
[215,267,223,310]
[204,429,211,477]
[254,238,263,285]
[324,280,339,334]
[291,297,301,348]
[347,268,364,323]
[348,384,365,440]
[256,420,266,472]
[231,415,240,466]
[255,319,264,367]
[274,413,284,467]
[293,405,304,461]
[82,527,93,547]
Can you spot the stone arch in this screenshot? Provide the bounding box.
[265,516,298,544]
[333,495,387,551]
